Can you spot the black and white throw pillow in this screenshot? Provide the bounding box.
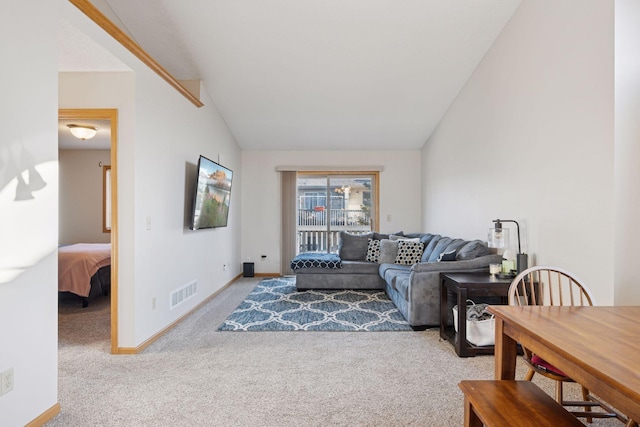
[395,240,424,265]
[366,238,381,263]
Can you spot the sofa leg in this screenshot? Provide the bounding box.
[411,325,428,331]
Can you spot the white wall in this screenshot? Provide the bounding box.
[421,0,617,304]
[0,0,59,425]
[614,0,640,305]
[59,149,112,245]
[61,2,242,348]
[131,75,241,343]
[241,150,421,274]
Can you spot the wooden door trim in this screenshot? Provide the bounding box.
[59,108,119,353]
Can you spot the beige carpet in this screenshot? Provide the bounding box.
[49,278,614,426]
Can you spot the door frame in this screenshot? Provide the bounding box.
[296,171,380,253]
[59,108,119,353]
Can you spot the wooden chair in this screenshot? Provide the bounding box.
[509,266,636,425]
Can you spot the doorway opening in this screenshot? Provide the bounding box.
[58,109,119,353]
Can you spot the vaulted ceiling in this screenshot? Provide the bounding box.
[61,0,522,151]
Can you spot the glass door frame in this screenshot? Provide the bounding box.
[296,171,380,254]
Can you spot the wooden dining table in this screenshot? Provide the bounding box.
[488,305,640,422]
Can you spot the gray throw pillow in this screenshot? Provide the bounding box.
[338,231,373,261]
[379,239,399,264]
[457,240,490,260]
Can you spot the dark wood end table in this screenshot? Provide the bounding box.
[440,272,513,357]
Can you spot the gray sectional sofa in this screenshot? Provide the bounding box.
[294,231,504,328]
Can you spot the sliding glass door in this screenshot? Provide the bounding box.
[297,173,378,254]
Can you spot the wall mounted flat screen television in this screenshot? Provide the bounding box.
[190,155,233,230]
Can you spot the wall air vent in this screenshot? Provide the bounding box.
[170,280,197,310]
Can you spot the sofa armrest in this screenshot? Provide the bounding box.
[410,254,504,273]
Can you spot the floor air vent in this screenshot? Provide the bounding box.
[170,281,197,310]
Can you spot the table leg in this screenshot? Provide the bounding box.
[457,288,469,357]
[464,397,483,427]
[494,317,517,379]
[440,279,448,341]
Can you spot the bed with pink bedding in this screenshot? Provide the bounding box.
[58,243,111,307]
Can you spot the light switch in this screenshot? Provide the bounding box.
[146,216,152,230]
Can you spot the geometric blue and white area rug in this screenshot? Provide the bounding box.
[218,277,412,331]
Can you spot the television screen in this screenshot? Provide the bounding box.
[190,155,233,230]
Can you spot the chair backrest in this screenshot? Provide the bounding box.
[509,266,595,307]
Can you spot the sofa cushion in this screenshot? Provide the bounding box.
[402,232,425,239]
[374,231,403,240]
[445,238,467,254]
[427,237,453,262]
[338,231,373,261]
[291,253,342,270]
[379,239,399,264]
[421,235,442,262]
[420,234,435,246]
[395,240,424,265]
[378,262,410,279]
[457,240,491,260]
[401,233,437,247]
[296,260,380,275]
[389,234,409,241]
[437,250,457,262]
[340,261,381,274]
[394,274,411,301]
[365,239,381,263]
[383,267,411,292]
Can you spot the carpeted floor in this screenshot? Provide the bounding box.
[218,277,412,331]
[49,278,616,426]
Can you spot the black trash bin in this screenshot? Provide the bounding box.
[243,262,255,277]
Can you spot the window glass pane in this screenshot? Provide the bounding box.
[103,166,111,233]
[296,173,377,254]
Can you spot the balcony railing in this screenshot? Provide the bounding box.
[297,208,371,253]
[298,208,370,227]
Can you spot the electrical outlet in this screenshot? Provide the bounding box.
[1,368,14,396]
[152,297,156,310]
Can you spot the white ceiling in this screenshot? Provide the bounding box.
[60,0,522,151]
[58,18,131,73]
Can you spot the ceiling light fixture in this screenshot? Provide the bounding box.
[67,124,98,140]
